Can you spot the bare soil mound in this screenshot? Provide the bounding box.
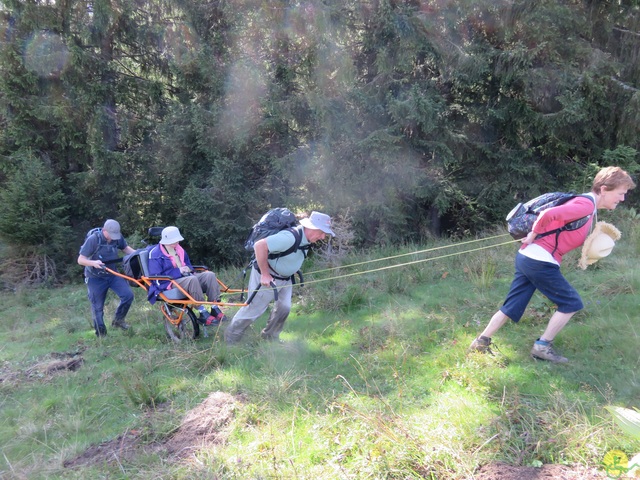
[163,390,239,458]
[64,391,239,468]
[0,349,84,387]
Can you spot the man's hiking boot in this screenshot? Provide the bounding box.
[531,340,568,363]
[112,318,130,330]
[469,335,492,354]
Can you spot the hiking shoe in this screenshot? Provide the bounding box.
[210,306,228,323]
[531,341,568,363]
[469,336,493,354]
[112,318,130,330]
[199,313,216,326]
[206,315,226,326]
[96,327,107,337]
[212,312,227,324]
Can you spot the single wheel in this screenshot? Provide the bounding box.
[162,304,200,342]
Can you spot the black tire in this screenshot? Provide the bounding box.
[162,304,200,342]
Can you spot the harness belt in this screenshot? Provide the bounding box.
[252,262,304,286]
[239,260,306,303]
[252,262,291,281]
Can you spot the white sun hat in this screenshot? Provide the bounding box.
[160,226,185,245]
[299,211,336,237]
[578,221,621,270]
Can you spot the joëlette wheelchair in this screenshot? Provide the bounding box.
[104,227,268,342]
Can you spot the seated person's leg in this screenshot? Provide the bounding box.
[195,271,221,302]
[173,275,205,301]
[174,275,217,325]
[195,271,226,321]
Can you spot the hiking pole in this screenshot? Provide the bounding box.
[245,281,278,305]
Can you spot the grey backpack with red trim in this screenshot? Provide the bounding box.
[506,192,594,240]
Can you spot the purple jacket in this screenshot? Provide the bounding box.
[147,244,194,304]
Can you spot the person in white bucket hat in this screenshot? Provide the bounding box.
[578,222,621,270]
[299,211,336,237]
[147,226,226,326]
[225,210,335,344]
[469,166,635,363]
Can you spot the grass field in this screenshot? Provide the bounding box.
[1,210,638,479]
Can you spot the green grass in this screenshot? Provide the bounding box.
[1,218,639,479]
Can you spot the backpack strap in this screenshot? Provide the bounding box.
[88,228,104,258]
[293,270,304,287]
[536,194,596,254]
[88,228,117,265]
[267,226,310,260]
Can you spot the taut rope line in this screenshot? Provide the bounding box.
[302,239,516,286]
[245,236,517,295]
[305,233,512,276]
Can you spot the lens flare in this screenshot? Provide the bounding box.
[23,31,70,78]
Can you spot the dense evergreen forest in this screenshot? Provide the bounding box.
[0,0,639,286]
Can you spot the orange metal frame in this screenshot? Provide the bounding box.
[105,266,248,326]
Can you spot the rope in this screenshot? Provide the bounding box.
[303,238,516,286]
[305,233,512,276]
[244,235,517,295]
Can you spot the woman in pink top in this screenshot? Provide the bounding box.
[469,166,635,363]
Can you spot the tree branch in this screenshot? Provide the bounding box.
[613,26,640,38]
[610,76,639,92]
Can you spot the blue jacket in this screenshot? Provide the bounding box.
[79,229,128,278]
[147,245,194,304]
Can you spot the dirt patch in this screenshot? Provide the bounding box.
[473,462,609,479]
[63,431,141,468]
[163,391,239,458]
[25,355,84,376]
[0,349,85,386]
[64,391,240,468]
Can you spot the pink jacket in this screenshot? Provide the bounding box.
[524,195,595,264]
